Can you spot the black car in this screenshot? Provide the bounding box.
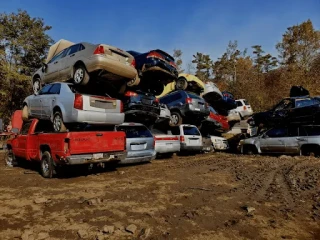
[159,90,210,127]
[121,90,160,123]
[127,50,178,94]
[248,96,320,127]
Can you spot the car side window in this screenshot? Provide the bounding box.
[299,126,308,136]
[66,44,81,56]
[47,49,68,64]
[171,93,182,102]
[295,99,315,108]
[20,122,32,135]
[265,128,287,138]
[34,120,55,133]
[48,84,61,94]
[288,127,298,137]
[38,85,52,95]
[237,101,243,106]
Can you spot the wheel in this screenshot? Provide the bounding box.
[4,149,16,167]
[73,65,89,85]
[53,111,67,132]
[40,151,55,178]
[127,77,140,87]
[244,145,257,155]
[33,78,42,95]
[22,105,29,121]
[162,152,174,158]
[169,112,183,127]
[175,77,188,90]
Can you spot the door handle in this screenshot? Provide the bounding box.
[54,61,58,64]
[52,99,55,102]
[70,54,75,57]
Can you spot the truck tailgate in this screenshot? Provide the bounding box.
[67,131,125,155]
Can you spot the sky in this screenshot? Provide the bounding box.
[2,0,320,69]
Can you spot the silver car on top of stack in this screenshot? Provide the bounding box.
[32,39,140,95]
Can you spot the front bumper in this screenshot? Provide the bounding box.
[62,151,127,165]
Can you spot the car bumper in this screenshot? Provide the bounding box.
[213,142,229,150]
[68,109,125,125]
[143,60,178,79]
[180,143,203,152]
[62,151,126,165]
[155,142,180,154]
[86,55,138,80]
[227,114,241,122]
[120,150,156,164]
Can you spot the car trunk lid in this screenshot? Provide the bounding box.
[82,95,122,113]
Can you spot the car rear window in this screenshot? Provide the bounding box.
[183,126,200,136]
[187,93,202,100]
[116,125,152,138]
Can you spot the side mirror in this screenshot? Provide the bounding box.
[41,63,48,73]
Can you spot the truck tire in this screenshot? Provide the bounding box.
[175,77,188,90]
[22,105,29,121]
[4,149,16,167]
[40,151,55,178]
[53,111,67,132]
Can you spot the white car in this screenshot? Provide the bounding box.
[227,109,241,122]
[210,136,229,151]
[171,124,203,153]
[235,99,253,119]
[152,129,180,158]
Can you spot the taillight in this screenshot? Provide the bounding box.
[120,101,124,113]
[170,61,177,68]
[243,106,247,110]
[93,45,105,55]
[186,98,192,104]
[74,94,83,110]
[124,91,138,97]
[154,98,159,104]
[147,51,164,60]
[180,136,185,142]
[131,59,136,67]
[64,138,70,153]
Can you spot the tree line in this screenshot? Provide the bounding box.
[0,10,319,124]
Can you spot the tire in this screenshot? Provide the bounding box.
[244,145,257,155]
[175,77,188,90]
[169,112,183,127]
[22,105,29,121]
[127,77,140,87]
[40,151,54,178]
[162,153,174,158]
[4,149,16,167]
[73,64,89,85]
[53,111,67,132]
[33,78,42,95]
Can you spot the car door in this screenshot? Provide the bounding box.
[30,85,52,118]
[59,44,85,80]
[293,99,319,123]
[284,127,301,154]
[15,121,32,159]
[259,127,287,153]
[43,49,68,83]
[41,83,61,119]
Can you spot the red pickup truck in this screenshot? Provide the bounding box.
[5,111,126,178]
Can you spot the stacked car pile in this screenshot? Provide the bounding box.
[239,86,320,156]
[5,39,249,177]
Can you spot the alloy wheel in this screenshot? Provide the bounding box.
[74,68,84,83]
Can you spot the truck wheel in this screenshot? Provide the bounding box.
[53,111,67,132]
[73,64,89,85]
[22,105,29,121]
[175,77,188,90]
[40,151,54,178]
[4,149,16,167]
[127,76,140,87]
[169,112,183,127]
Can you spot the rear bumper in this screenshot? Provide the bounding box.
[180,143,203,152]
[68,109,125,125]
[143,60,178,79]
[86,55,138,80]
[155,142,180,154]
[120,150,156,164]
[62,151,127,165]
[213,143,229,150]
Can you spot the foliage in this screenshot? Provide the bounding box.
[173,49,184,73]
[0,10,53,123]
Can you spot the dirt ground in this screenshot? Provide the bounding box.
[0,152,320,240]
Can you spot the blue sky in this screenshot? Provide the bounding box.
[2,0,320,69]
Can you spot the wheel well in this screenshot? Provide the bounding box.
[300,144,320,154]
[33,74,40,82]
[40,145,51,155]
[53,106,61,114]
[6,144,12,150]
[74,60,86,69]
[23,102,27,107]
[243,144,257,153]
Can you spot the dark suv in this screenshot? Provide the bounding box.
[122,90,160,123]
[159,90,210,126]
[248,96,320,127]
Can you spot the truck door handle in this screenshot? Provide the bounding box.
[70,54,75,57]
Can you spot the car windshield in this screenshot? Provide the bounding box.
[243,100,250,105]
[183,126,200,136]
[116,125,152,138]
